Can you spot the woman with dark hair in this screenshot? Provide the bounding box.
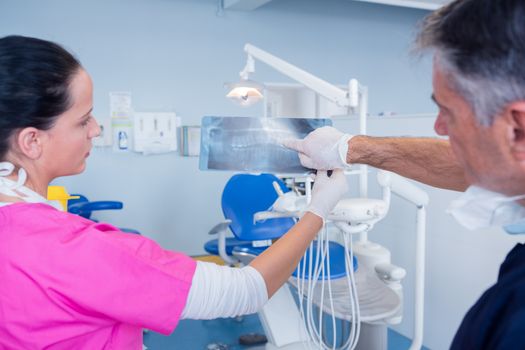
[0,35,348,349]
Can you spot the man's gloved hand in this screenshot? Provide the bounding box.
[307,170,348,221]
[282,126,352,170]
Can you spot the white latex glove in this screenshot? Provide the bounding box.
[307,170,348,220]
[282,126,352,170]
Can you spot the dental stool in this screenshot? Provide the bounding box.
[68,194,141,235]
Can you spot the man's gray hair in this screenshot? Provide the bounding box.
[416,0,525,126]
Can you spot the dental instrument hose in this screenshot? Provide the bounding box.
[296,225,361,350]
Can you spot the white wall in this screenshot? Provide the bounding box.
[2,0,522,349]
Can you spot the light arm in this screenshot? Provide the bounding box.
[244,43,358,108]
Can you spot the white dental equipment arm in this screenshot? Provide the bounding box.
[377,171,429,208]
[377,170,429,350]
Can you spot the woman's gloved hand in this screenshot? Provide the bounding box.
[282,126,352,170]
[307,170,348,221]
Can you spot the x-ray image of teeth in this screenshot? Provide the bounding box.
[199,116,332,174]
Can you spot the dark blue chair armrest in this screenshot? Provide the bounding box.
[68,201,123,218]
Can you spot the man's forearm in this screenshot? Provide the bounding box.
[348,136,468,191]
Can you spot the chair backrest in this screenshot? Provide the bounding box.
[222,173,295,241]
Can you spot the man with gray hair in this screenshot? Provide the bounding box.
[284,0,525,348]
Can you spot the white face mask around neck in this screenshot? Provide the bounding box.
[447,185,525,234]
[0,161,61,209]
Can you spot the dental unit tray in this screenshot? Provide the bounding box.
[199,116,332,174]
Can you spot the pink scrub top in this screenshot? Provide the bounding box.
[0,203,197,349]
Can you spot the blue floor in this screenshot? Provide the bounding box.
[143,314,429,350]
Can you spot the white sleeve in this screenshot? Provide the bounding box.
[181,261,269,320]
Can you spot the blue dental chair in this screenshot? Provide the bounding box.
[68,194,141,235]
[205,173,352,278]
[205,173,294,265]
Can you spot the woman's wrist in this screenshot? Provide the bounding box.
[301,211,323,230]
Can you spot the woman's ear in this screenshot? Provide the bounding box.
[16,127,44,160]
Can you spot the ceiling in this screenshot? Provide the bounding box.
[223,0,450,11]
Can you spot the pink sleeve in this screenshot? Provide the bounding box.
[49,221,197,335]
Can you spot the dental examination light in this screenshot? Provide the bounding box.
[228,43,370,203]
[225,52,265,106]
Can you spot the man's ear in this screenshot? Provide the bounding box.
[16,127,44,160]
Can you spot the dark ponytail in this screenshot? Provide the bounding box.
[0,35,81,160]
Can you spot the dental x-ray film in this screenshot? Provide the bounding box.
[199,116,332,174]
